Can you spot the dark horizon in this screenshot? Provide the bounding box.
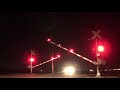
[0,12,120,73]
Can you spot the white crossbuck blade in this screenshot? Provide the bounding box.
[91,30,101,39]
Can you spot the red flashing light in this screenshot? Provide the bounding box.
[98,45,104,52]
[30,57,34,62]
[51,57,54,60]
[70,49,74,53]
[47,38,51,42]
[57,55,60,58]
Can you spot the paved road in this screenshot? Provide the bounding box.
[0,73,119,78]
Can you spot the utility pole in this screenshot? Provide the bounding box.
[52,59,54,74]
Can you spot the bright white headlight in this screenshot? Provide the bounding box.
[63,66,75,75]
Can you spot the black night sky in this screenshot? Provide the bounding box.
[0,12,120,73]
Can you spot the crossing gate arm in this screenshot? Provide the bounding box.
[49,41,95,65]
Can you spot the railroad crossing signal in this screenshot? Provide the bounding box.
[29,49,35,73]
[89,30,101,40]
[91,30,101,39]
[31,50,35,55]
[89,30,102,77]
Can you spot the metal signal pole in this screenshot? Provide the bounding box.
[30,49,35,73]
[89,30,101,77]
[96,38,100,77]
[30,49,33,73]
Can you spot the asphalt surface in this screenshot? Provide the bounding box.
[0,73,119,78]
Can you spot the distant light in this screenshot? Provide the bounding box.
[63,66,75,75]
[47,38,51,42]
[89,69,94,72]
[30,58,34,62]
[105,69,107,71]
